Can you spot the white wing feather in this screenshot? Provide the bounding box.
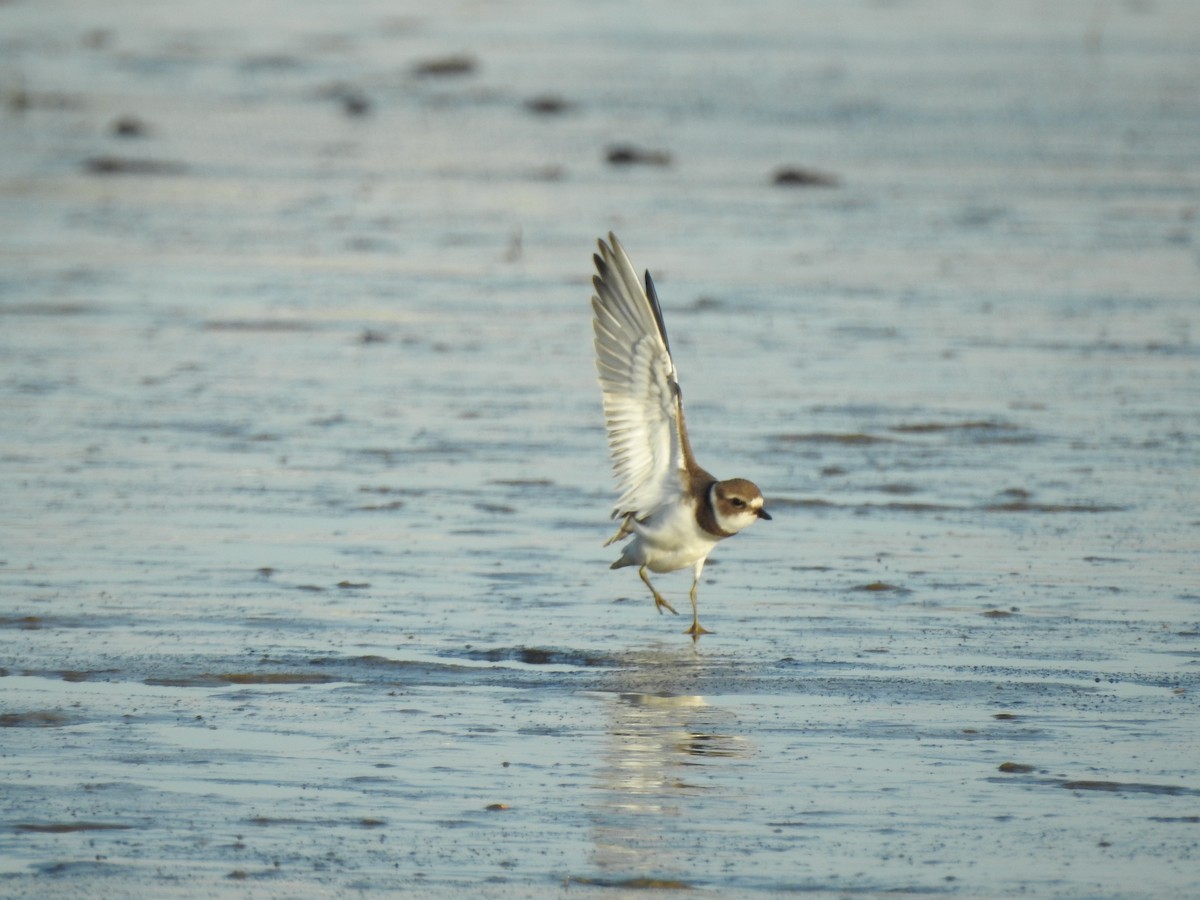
[591,234,687,519]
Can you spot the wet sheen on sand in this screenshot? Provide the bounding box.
[2,0,1199,897]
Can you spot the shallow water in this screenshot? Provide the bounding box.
[2,0,1199,896]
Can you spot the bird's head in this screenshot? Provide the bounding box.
[711,478,771,534]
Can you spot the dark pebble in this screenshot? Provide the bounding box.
[605,144,672,166]
[772,166,839,187]
[111,115,148,137]
[413,55,477,77]
[83,156,185,176]
[525,94,570,115]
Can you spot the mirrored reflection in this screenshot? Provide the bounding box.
[588,688,751,882]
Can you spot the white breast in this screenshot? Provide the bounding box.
[629,497,720,574]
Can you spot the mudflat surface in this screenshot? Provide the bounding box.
[2,1,1198,897]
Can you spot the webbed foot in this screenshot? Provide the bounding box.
[685,619,712,639]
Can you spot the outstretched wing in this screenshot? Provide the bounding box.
[591,233,690,519]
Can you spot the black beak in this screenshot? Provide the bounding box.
[757,508,772,521]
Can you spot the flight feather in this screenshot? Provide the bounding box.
[591,233,691,520]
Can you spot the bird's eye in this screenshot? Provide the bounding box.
[731,498,746,508]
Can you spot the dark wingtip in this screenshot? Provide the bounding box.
[644,270,671,355]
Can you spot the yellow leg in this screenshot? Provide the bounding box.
[639,565,677,616]
[684,578,712,638]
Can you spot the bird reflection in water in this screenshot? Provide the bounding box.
[587,690,751,882]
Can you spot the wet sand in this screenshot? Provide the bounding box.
[2,0,1199,896]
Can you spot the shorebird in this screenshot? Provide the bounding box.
[591,233,770,638]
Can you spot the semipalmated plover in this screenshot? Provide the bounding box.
[591,233,770,638]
